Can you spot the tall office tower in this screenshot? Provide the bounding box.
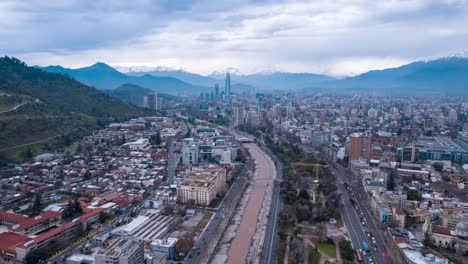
[234,107,245,127]
[350,133,371,161]
[224,73,231,103]
[145,93,156,109]
[214,83,219,99]
[156,96,163,110]
[144,93,163,110]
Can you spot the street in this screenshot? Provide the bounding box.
[330,164,403,264]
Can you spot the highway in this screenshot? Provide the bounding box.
[337,165,405,264]
[330,164,399,264]
[260,144,282,264]
[330,164,373,261]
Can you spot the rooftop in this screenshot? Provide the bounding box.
[11,211,61,231]
[0,232,30,253]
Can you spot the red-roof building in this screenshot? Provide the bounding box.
[0,212,28,227]
[10,211,62,236]
[34,221,77,248]
[0,232,30,262]
[15,221,79,262]
[80,208,104,230]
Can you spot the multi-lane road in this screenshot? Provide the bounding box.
[331,164,401,264]
[260,143,282,264]
[331,164,380,263]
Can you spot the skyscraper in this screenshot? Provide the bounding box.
[214,83,219,99]
[224,73,231,104]
[350,133,371,161]
[144,92,163,110]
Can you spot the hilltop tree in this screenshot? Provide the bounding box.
[22,148,34,160]
[31,193,42,215]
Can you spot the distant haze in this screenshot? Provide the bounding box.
[2,0,468,76]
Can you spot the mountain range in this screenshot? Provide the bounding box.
[39,57,468,95]
[321,57,468,94]
[39,63,201,94]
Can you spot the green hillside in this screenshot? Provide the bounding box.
[0,57,149,162]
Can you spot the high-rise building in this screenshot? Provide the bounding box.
[350,133,371,161]
[182,138,199,166]
[157,96,163,110]
[144,93,163,110]
[224,73,231,104]
[214,83,219,99]
[233,107,245,127]
[272,104,281,118]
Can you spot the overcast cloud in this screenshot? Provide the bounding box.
[1,0,467,76]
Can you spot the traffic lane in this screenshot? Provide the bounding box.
[262,182,280,264]
[332,167,376,259]
[335,168,388,264]
[354,194,389,264]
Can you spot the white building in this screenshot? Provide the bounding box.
[95,238,144,264]
[177,167,227,206]
[123,139,149,150]
[182,138,199,166]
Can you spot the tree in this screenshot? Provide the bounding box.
[162,203,175,216]
[296,205,311,222]
[31,193,42,215]
[25,248,48,264]
[83,170,91,180]
[339,239,354,261]
[397,127,402,136]
[407,189,422,201]
[433,162,443,172]
[298,189,310,201]
[74,198,83,215]
[234,149,246,162]
[98,212,109,224]
[387,173,395,191]
[22,148,34,160]
[62,200,75,220]
[423,230,432,247]
[175,233,194,255]
[150,132,162,145]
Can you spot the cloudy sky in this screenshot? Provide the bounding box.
[1,0,467,76]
